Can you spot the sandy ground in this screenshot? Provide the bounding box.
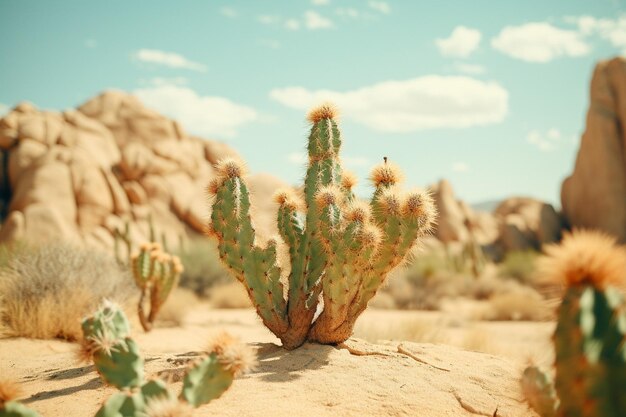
[1,306,551,416]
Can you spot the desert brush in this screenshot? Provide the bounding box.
[522,230,626,417]
[0,379,41,417]
[207,103,436,349]
[80,302,254,417]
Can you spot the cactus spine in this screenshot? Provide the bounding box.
[208,104,436,349]
[522,230,626,417]
[81,303,254,417]
[130,243,183,332]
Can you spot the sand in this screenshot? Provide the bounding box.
[1,307,546,416]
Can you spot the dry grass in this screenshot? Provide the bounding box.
[354,317,445,344]
[484,288,551,321]
[209,282,252,309]
[0,243,135,340]
[156,288,198,327]
[177,239,232,297]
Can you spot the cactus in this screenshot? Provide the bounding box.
[521,230,626,417]
[208,103,436,349]
[0,379,41,417]
[80,303,254,417]
[521,366,558,417]
[130,243,184,332]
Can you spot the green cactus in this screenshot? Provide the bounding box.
[521,231,626,417]
[0,402,42,417]
[130,243,183,332]
[81,304,254,417]
[521,366,558,417]
[208,104,436,349]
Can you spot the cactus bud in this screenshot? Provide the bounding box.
[341,171,357,190]
[315,185,342,209]
[370,160,403,188]
[207,178,221,196]
[378,188,402,215]
[540,230,626,289]
[307,102,339,124]
[345,201,371,224]
[403,189,437,231]
[216,158,246,181]
[274,188,302,211]
[207,333,257,377]
[359,224,382,248]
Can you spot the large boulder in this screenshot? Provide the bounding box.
[0,91,280,253]
[561,57,626,242]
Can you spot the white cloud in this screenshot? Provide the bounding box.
[492,22,590,62]
[258,39,281,49]
[312,0,330,5]
[285,19,301,30]
[453,62,486,75]
[133,49,206,71]
[220,7,238,18]
[0,103,9,117]
[527,128,563,151]
[84,38,97,48]
[452,162,470,172]
[134,84,257,138]
[287,152,307,164]
[336,8,360,19]
[258,15,280,25]
[270,75,508,133]
[139,77,188,87]
[368,1,390,14]
[436,26,482,58]
[305,11,333,29]
[569,15,626,55]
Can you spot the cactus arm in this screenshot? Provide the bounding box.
[94,380,172,417]
[210,168,288,338]
[180,353,234,407]
[1,402,42,417]
[521,366,558,417]
[277,202,303,261]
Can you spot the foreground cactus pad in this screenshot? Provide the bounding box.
[522,230,626,417]
[80,303,255,417]
[208,103,436,349]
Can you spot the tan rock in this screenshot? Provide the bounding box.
[0,210,24,242]
[102,170,130,215]
[8,139,47,188]
[494,197,562,252]
[122,181,148,205]
[21,203,78,243]
[139,174,171,202]
[431,179,469,243]
[201,137,242,165]
[561,57,626,242]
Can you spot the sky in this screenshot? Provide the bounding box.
[1,0,625,206]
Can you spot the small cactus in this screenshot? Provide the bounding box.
[0,379,41,417]
[522,230,626,417]
[130,243,183,332]
[207,103,436,349]
[80,303,255,417]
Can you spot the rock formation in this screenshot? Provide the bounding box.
[0,91,286,253]
[431,179,562,255]
[561,57,626,242]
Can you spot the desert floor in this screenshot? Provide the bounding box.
[1,305,552,416]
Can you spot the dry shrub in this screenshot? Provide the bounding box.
[0,243,135,340]
[498,250,539,285]
[178,239,232,297]
[156,288,198,327]
[368,291,397,309]
[209,282,252,309]
[483,286,551,321]
[354,317,445,344]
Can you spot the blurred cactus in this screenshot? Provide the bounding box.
[80,303,254,417]
[130,243,183,332]
[208,103,436,349]
[113,216,172,265]
[0,379,41,417]
[521,366,558,417]
[521,230,626,417]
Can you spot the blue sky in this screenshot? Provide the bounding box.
[1,0,625,206]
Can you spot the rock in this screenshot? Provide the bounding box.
[122,181,148,205]
[247,173,292,239]
[561,57,626,242]
[0,210,24,242]
[431,179,470,243]
[8,139,47,188]
[494,197,562,252]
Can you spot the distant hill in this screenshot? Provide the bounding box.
[470,199,502,213]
